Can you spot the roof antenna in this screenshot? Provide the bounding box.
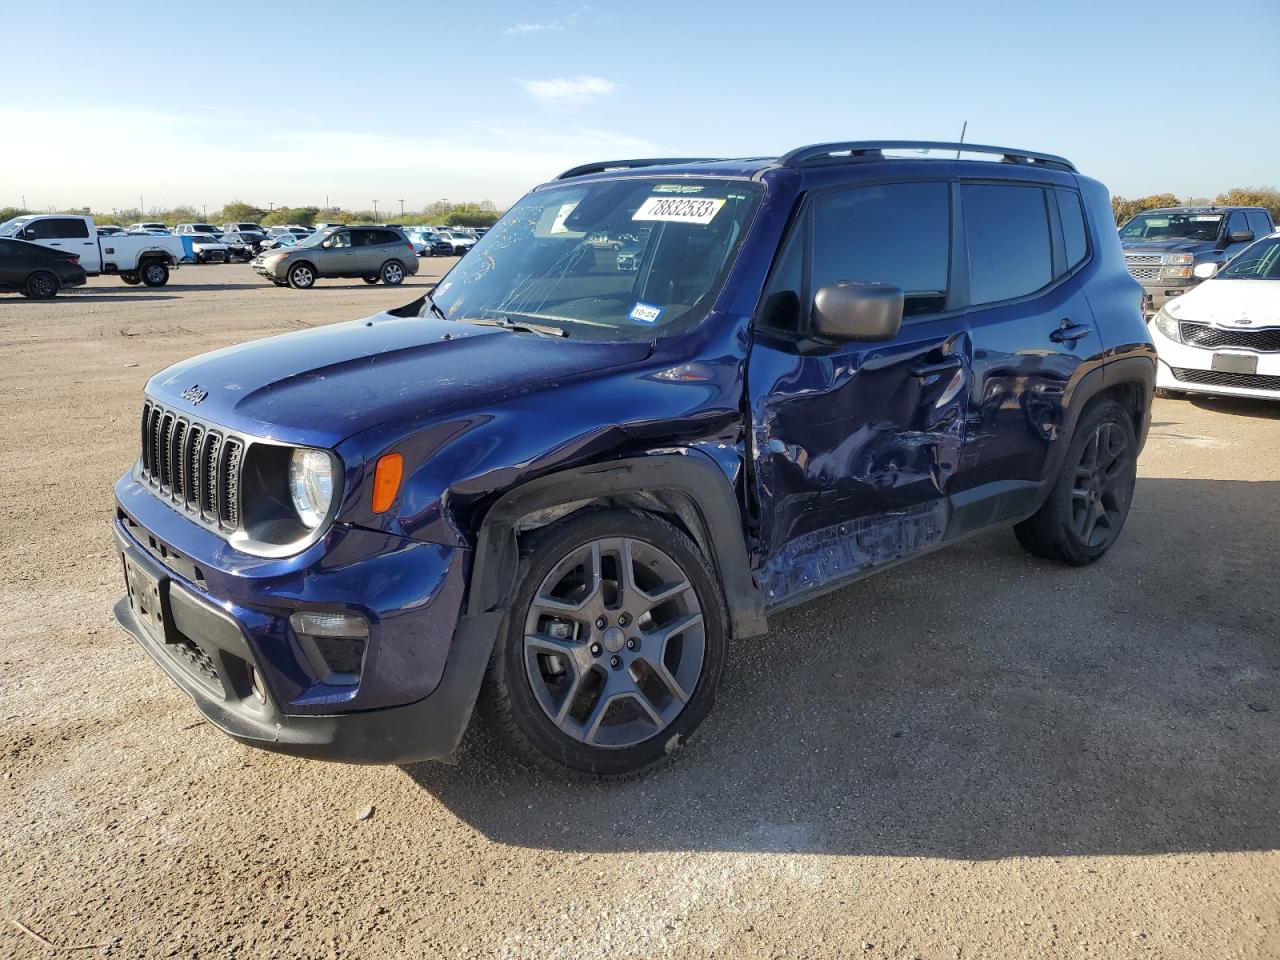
[955,121,967,159]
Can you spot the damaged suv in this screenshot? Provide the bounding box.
[113,141,1154,776]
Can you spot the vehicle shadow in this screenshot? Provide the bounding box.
[403,477,1280,859]
[1186,395,1280,421]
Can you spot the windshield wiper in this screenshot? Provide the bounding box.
[460,316,569,338]
[423,292,448,322]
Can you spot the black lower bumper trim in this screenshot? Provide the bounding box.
[112,535,501,764]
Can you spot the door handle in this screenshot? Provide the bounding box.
[910,356,962,378]
[1050,320,1092,343]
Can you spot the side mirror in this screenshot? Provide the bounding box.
[1193,262,1218,279]
[812,282,904,343]
[1229,229,1254,243]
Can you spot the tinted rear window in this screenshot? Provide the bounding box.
[961,184,1052,304]
[1055,188,1089,272]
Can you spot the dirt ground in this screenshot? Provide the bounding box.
[1,264,1278,960]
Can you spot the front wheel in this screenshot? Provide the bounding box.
[380,260,405,285]
[287,263,316,289]
[24,270,60,299]
[481,509,727,777]
[140,261,169,287]
[120,273,141,285]
[362,275,379,285]
[1014,399,1138,565]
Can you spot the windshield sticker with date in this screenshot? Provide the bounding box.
[627,301,663,324]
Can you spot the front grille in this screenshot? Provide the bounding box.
[1129,265,1161,281]
[1125,253,1164,266]
[1180,322,1280,352]
[1171,367,1280,391]
[140,400,244,531]
[169,634,220,687]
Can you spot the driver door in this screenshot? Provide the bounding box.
[746,180,972,608]
[321,229,355,275]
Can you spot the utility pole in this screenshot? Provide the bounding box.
[398,198,405,218]
[268,202,274,212]
[372,200,379,222]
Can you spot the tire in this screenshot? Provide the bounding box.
[287,262,316,289]
[24,271,60,299]
[120,273,141,285]
[362,275,379,285]
[1154,388,1182,400]
[380,260,405,285]
[480,508,728,777]
[1014,398,1138,566]
[140,261,169,287]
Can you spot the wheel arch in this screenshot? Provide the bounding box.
[468,452,768,640]
[1028,356,1155,516]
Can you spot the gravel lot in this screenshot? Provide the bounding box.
[2,264,1278,959]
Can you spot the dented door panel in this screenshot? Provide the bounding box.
[748,320,971,607]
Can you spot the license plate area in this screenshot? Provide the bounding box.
[1212,352,1257,374]
[122,552,167,642]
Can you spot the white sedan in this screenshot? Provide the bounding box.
[1149,233,1280,400]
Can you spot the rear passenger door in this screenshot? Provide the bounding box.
[747,180,972,607]
[19,217,96,265]
[950,181,1103,527]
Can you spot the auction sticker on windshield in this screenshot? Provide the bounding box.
[633,196,725,225]
[627,302,663,324]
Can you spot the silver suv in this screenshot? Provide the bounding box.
[252,225,419,289]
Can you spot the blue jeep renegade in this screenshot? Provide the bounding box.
[113,141,1155,776]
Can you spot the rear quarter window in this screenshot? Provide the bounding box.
[1054,188,1089,272]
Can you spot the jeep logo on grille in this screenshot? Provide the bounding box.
[180,385,209,405]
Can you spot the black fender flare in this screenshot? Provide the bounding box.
[1033,355,1156,512]
[467,452,768,639]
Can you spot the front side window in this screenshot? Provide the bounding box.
[1226,211,1250,239]
[1218,237,1280,280]
[428,176,762,341]
[961,183,1052,305]
[811,181,951,319]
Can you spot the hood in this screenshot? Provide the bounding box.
[1121,237,1214,255]
[146,311,653,448]
[1166,279,1280,327]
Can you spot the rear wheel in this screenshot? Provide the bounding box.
[1014,399,1138,565]
[380,260,405,285]
[140,261,169,287]
[481,509,727,777]
[24,270,60,299]
[287,262,316,289]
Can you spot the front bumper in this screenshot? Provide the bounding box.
[112,476,500,763]
[1151,323,1280,399]
[1138,278,1199,313]
[251,257,289,279]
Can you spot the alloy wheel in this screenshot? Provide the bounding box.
[1071,420,1134,549]
[523,536,705,749]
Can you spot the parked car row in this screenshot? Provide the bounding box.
[1115,205,1280,402]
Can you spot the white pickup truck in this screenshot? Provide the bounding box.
[0,214,183,286]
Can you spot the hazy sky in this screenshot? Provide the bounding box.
[3,0,1278,212]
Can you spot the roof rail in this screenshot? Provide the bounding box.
[779,141,1076,173]
[555,158,722,180]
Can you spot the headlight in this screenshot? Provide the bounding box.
[288,448,334,528]
[1151,307,1180,342]
[1162,265,1194,278]
[1167,253,1194,265]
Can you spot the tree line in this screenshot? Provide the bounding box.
[0,199,503,229]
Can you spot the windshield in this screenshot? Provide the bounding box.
[427,176,762,341]
[1121,212,1223,242]
[294,229,333,248]
[1219,238,1280,280]
[0,216,36,237]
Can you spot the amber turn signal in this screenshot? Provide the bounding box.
[371,453,403,513]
